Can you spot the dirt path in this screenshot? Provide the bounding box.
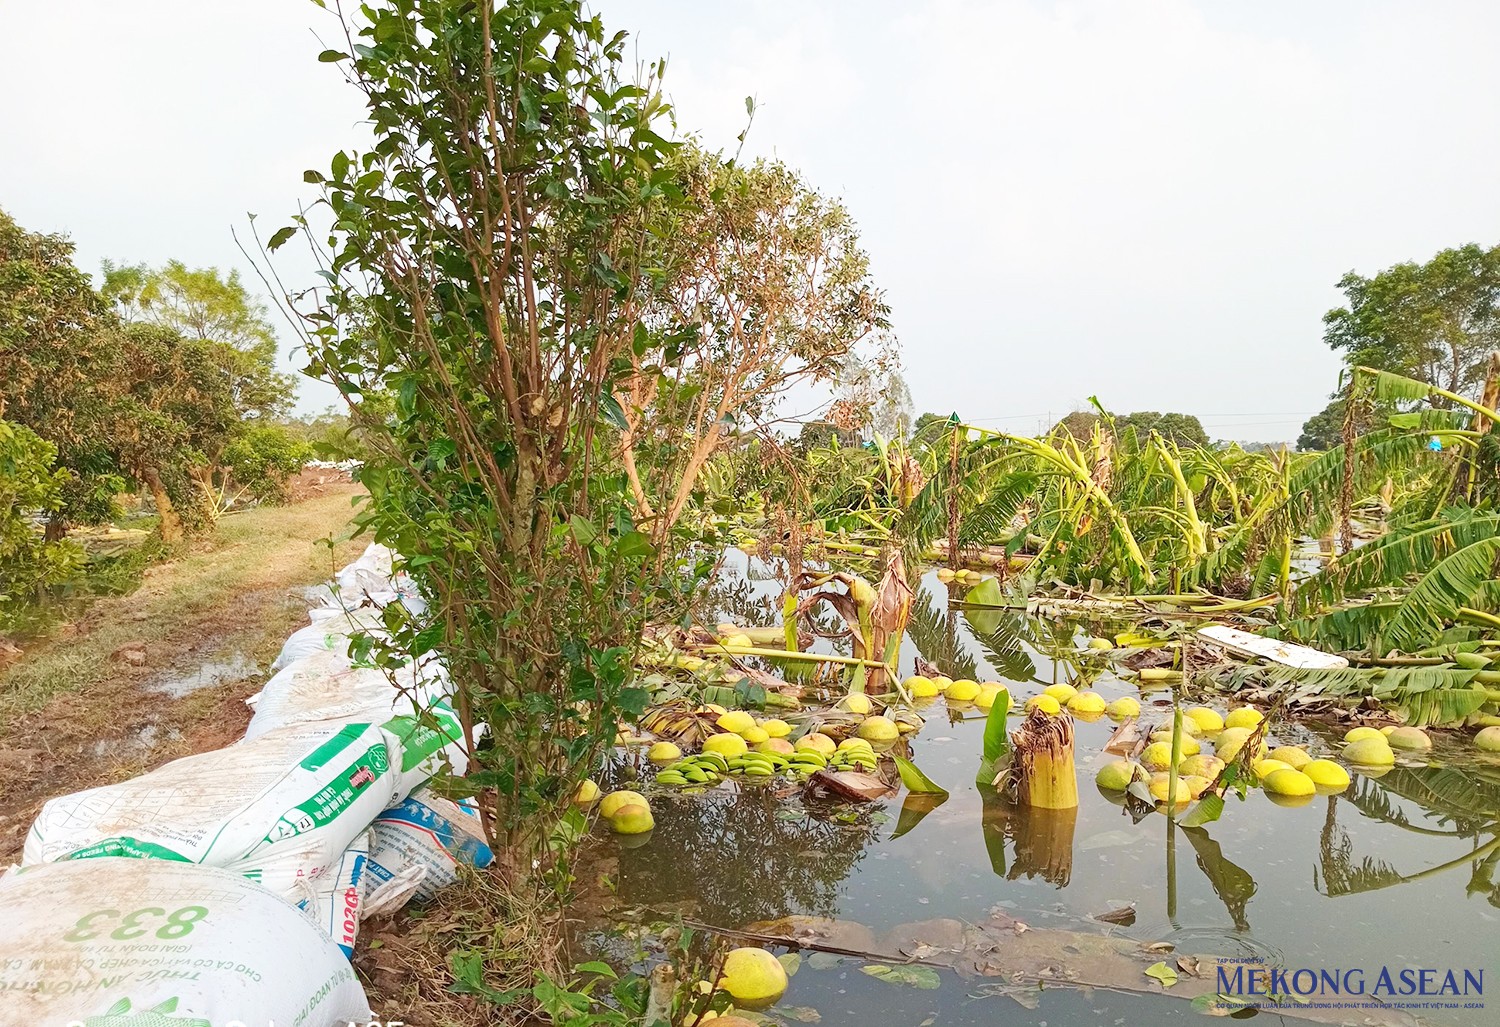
[0,485,365,862]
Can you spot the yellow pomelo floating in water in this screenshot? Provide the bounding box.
[1025,694,1061,715]
[1386,726,1431,751]
[704,733,749,758]
[1095,760,1139,791]
[741,726,770,745]
[946,679,981,702]
[935,568,955,582]
[721,633,754,649]
[1148,773,1208,803]
[1344,726,1383,744]
[1106,696,1141,719]
[857,716,900,742]
[759,719,792,738]
[796,732,836,756]
[1088,637,1114,650]
[1179,754,1224,780]
[648,742,682,763]
[1252,758,1293,780]
[1263,768,1316,797]
[599,790,646,819]
[1213,727,1266,763]
[842,693,873,715]
[574,779,600,805]
[756,738,795,755]
[1475,726,1500,752]
[1067,691,1107,714]
[610,803,655,835]
[1269,746,1311,770]
[974,683,1006,709]
[1224,707,1263,730]
[904,675,939,698]
[838,736,874,752]
[1380,725,1397,736]
[719,947,789,1010]
[1140,741,1175,771]
[1185,707,1225,733]
[930,675,954,693]
[1342,737,1394,765]
[1302,759,1351,789]
[1150,731,1200,756]
[717,710,757,735]
[1043,683,1078,703]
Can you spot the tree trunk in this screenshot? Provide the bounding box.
[141,466,184,544]
[43,515,68,543]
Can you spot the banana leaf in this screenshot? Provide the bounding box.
[976,687,1012,786]
[892,754,949,797]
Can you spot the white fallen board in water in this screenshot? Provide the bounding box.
[1197,624,1349,669]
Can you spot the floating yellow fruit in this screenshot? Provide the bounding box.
[1380,725,1397,736]
[974,683,1006,709]
[1140,741,1175,771]
[1342,737,1394,765]
[574,779,600,805]
[756,738,795,755]
[722,634,754,649]
[1067,691,1106,715]
[1213,727,1265,763]
[842,693,873,715]
[704,733,749,759]
[1344,726,1383,744]
[1150,731,1200,756]
[946,679,981,702]
[648,742,682,763]
[719,947,789,1010]
[717,710,757,735]
[1148,773,1207,804]
[1252,758,1293,780]
[935,568,955,582]
[1095,760,1139,791]
[796,733,836,756]
[904,675,939,698]
[1224,707,1263,730]
[1302,759,1351,789]
[1043,683,1078,702]
[857,716,900,742]
[759,719,791,738]
[610,803,655,834]
[741,726,770,745]
[930,675,954,693]
[838,737,874,752]
[1476,726,1500,752]
[1179,754,1225,780]
[1386,726,1431,751]
[1268,746,1311,770]
[1025,694,1061,715]
[1088,637,1114,650]
[1185,707,1225,733]
[1263,768,1316,797]
[1106,696,1141,719]
[599,790,646,819]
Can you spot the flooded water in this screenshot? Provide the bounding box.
[147,651,259,697]
[588,553,1500,1026]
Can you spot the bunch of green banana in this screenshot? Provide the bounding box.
[783,748,832,778]
[654,751,729,786]
[828,740,879,773]
[725,749,789,779]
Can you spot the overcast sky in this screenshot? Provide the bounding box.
[4,1,1498,442]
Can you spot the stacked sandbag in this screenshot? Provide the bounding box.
[0,858,372,1025]
[9,539,481,1017]
[365,785,495,915]
[22,715,461,896]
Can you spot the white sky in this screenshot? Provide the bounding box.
[4,0,1498,442]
